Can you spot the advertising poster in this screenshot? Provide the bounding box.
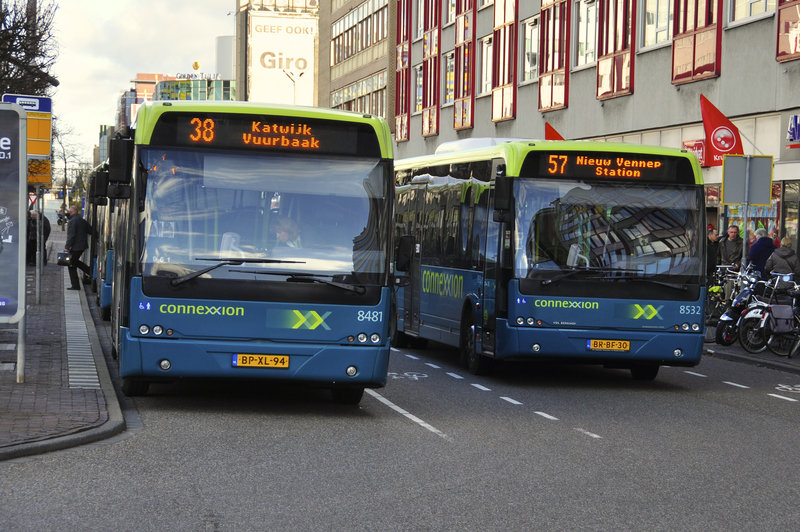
[0,104,26,323]
[247,11,316,105]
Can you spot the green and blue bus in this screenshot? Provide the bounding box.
[106,101,395,402]
[393,140,705,379]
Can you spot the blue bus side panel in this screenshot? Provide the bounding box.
[411,265,482,346]
[119,278,391,386]
[501,281,704,365]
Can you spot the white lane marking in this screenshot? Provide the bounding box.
[425,362,441,369]
[390,347,401,352]
[471,383,491,391]
[446,372,464,380]
[575,428,602,439]
[365,389,453,441]
[684,371,707,378]
[768,393,799,402]
[500,396,523,405]
[723,381,750,389]
[535,411,559,421]
[405,354,420,360]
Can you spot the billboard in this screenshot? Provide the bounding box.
[247,11,316,105]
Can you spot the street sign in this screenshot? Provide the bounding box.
[0,103,27,324]
[2,94,52,185]
[721,155,773,206]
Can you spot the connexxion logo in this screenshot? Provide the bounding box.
[158,303,245,317]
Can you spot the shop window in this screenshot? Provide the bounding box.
[671,0,722,84]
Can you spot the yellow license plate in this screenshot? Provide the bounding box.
[588,339,630,351]
[233,354,290,369]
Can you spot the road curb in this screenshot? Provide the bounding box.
[0,285,126,461]
[704,346,800,376]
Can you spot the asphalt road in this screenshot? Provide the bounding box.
[2,334,800,530]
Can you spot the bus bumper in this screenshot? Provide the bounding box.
[494,320,703,366]
[118,327,390,387]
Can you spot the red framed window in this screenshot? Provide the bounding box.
[422,0,440,136]
[778,0,800,62]
[395,0,412,141]
[539,0,570,112]
[596,0,635,100]
[454,0,475,129]
[671,0,722,84]
[492,0,517,121]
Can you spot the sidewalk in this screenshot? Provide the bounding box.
[703,325,800,375]
[0,229,124,461]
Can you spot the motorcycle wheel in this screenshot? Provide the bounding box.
[738,317,767,353]
[715,321,737,346]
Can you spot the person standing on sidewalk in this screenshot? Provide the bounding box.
[64,205,92,290]
[718,225,744,271]
[764,237,800,289]
[748,227,776,277]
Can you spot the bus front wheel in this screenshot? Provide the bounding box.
[630,364,659,380]
[332,387,364,405]
[121,378,149,396]
[461,315,491,375]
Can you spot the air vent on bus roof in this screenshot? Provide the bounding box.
[434,137,532,154]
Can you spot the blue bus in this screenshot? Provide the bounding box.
[393,140,705,380]
[106,101,395,402]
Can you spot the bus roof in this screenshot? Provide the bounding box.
[132,100,394,159]
[396,140,702,184]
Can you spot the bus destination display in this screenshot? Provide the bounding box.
[522,151,695,184]
[150,112,382,157]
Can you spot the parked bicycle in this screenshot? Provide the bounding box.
[706,264,735,327]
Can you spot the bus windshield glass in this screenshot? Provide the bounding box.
[514,179,702,282]
[139,147,389,282]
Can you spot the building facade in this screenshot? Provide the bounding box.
[317,1,800,248]
[319,0,394,120]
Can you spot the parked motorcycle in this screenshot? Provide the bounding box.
[715,265,762,346]
[737,272,795,353]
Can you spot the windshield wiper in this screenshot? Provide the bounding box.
[540,268,598,286]
[170,257,304,287]
[228,269,367,295]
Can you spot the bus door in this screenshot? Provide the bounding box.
[480,212,500,355]
[404,185,425,337]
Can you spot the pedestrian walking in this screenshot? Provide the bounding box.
[748,227,776,276]
[64,205,92,290]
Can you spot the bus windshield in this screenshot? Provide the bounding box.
[514,179,702,282]
[139,147,389,282]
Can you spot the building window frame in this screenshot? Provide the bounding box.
[422,0,441,136]
[731,0,776,22]
[521,16,540,83]
[671,0,723,85]
[444,51,456,104]
[395,0,412,141]
[454,0,476,130]
[641,0,673,49]
[574,0,598,68]
[539,0,570,112]
[492,0,517,121]
[777,0,800,62]
[480,35,494,95]
[596,0,635,100]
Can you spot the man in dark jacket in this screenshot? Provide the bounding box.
[764,237,800,289]
[718,225,744,271]
[706,227,719,278]
[748,227,776,276]
[64,205,92,290]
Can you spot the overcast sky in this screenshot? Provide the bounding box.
[51,1,235,162]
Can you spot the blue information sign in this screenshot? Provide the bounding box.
[0,104,27,323]
[2,93,52,113]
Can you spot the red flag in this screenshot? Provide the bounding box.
[700,94,743,166]
[545,122,565,141]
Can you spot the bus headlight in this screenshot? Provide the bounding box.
[153,325,164,336]
[139,325,150,335]
[681,323,690,331]
[691,323,700,331]
[370,333,381,343]
[516,317,524,325]
[357,333,368,343]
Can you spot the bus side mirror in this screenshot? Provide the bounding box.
[108,137,133,184]
[107,183,131,199]
[396,235,414,272]
[493,176,512,222]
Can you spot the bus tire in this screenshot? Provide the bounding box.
[101,306,111,321]
[121,377,149,396]
[630,364,659,380]
[391,329,409,348]
[332,387,364,405]
[461,314,491,375]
